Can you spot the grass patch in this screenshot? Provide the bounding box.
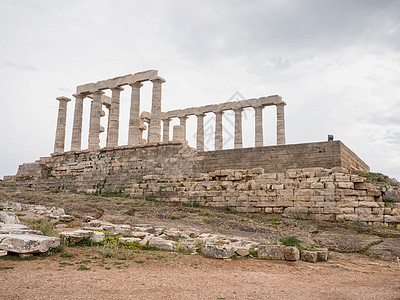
[60,253,74,258]
[170,215,187,220]
[77,265,91,271]
[135,259,145,264]
[279,236,302,249]
[0,266,14,270]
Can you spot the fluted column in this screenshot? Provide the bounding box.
[234,108,243,149]
[107,87,123,147]
[128,82,143,146]
[255,105,264,147]
[162,118,170,142]
[214,111,224,150]
[179,116,188,140]
[276,103,286,145]
[70,94,84,151]
[196,113,205,151]
[88,90,104,149]
[148,78,165,143]
[54,96,71,153]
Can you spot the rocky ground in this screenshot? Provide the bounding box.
[0,185,400,299]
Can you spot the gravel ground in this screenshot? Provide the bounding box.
[1,247,399,300]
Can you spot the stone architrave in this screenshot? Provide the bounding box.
[234,108,243,149]
[276,103,286,145]
[107,87,123,147]
[128,82,143,146]
[254,105,264,147]
[196,114,205,151]
[179,116,188,140]
[214,111,224,150]
[148,78,165,143]
[162,118,170,142]
[70,94,85,151]
[54,96,71,153]
[88,90,104,149]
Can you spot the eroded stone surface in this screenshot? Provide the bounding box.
[0,234,60,254]
[201,244,236,259]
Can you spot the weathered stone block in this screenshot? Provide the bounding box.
[284,246,300,261]
[301,250,317,263]
[0,234,60,254]
[258,245,286,260]
[201,244,236,259]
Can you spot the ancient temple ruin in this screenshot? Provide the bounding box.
[53,70,287,154]
[8,70,398,228]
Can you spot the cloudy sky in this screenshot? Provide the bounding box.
[1,0,399,180]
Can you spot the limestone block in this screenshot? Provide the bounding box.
[258,245,286,260]
[310,182,324,189]
[316,249,328,261]
[235,245,251,256]
[367,190,381,197]
[0,234,60,254]
[0,212,20,224]
[301,250,317,263]
[334,175,350,182]
[59,230,94,244]
[336,214,358,221]
[201,244,236,259]
[354,182,374,190]
[177,241,197,254]
[358,202,379,208]
[91,231,105,243]
[149,237,175,251]
[0,250,7,256]
[384,215,400,223]
[355,207,372,215]
[324,182,336,189]
[358,215,383,222]
[340,208,355,214]
[284,246,300,261]
[119,237,141,244]
[351,176,365,183]
[372,208,384,215]
[337,182,354,189]
[295,189,313,196]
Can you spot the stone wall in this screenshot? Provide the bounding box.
[130,167,399,227]
[196,141,368,173]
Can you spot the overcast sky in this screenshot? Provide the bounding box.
[1,0,399,180]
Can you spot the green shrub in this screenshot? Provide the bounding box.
[279,236,302,249]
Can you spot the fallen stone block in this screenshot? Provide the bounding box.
[301,250,318,263]
[149,237,175,251]
[316,249,328,261]
[57,215,75,222]
[176,241,197,254]
[258,245,286,260]
[0,212,20,224]
[119,237,141,244]
[0,250,7,256]
[235,246,251,257]
[91,231,105,243]
[59,230,94,244]
[201,244,236,259]
[284,246,300,261]
[0,234,60,254]
[131,231,149,239]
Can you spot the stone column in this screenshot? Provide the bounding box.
[254,105,264,147]
[88,90,104,149]
[148,78,165,143]
[54,96,71,153]
[234,108,243,149]
[107,87,123,147]
[179,116,188,140]
[162,118,170,142]
[196,113,205,151]
[128,82,143,146]
[70,94,85,151]
[276,103,286,145]
[214,111,224,150]
[172,125,185,142]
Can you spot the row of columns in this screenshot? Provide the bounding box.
[160,103,286,152]
[54,79,165,153]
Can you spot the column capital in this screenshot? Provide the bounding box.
[275,102,286,107]
[72,94,85,100]
[162,118,171,122]
[111,86,124,91]
[196,113,205,117]
[253,104,264,109]
[214,110,224,116]
[233,107,244,113]
[179,115,188,121]
[150,76,166,84]
[93,90,105,96]
[129,81,143,88]
[56,96,71,102]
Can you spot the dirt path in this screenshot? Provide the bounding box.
[1,248,399,300]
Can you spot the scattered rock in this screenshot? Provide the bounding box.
[91,231,105,243]
[301,250,318,263]
[201,244,236,259]
[0,212,20,224]
[57,215,75,222]
[0,250,7,256]
[0,234,60,254]
[235,246,251,257]
[316,249,328,261]
[176,241,197,254]
[59,230,94,244]
[258,245,286,260]
[119,237,141,244]
[131,231,149,239]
